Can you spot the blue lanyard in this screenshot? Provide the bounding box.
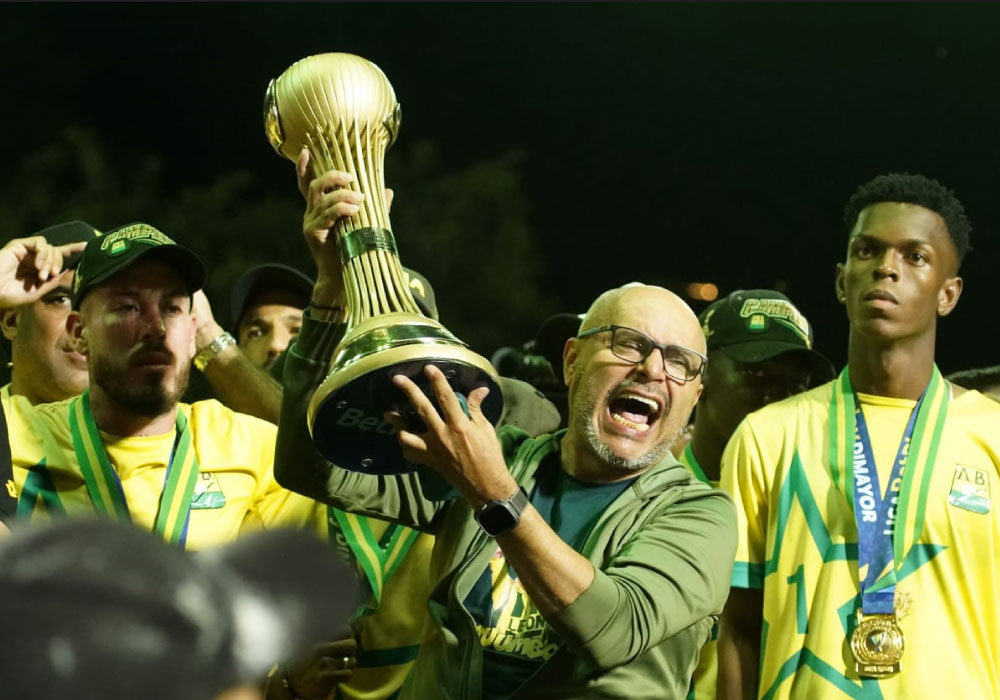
[852,392,922,614]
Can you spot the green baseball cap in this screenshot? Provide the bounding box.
[699,289,834,381]
[72,222,206,309]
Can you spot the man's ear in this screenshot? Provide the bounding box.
[691,381,704,407]
[188,315,197,358]
[562,337,579,388]
[834,262,847,304]
[697,363,710,401]
[937,275,963,317]
[67,310,88,355]
[0,307,19,342]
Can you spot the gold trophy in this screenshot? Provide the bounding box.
[264,53,503,474]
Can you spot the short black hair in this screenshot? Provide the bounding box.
[843,172,972,265]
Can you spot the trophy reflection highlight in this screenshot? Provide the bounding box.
[264,53,503,474]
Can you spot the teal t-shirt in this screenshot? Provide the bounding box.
[464,453,637,699]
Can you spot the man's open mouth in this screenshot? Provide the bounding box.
[608,391,662,433]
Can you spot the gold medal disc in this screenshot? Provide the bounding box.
[851,614,904,678]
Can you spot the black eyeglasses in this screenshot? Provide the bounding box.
[576,325,707,383]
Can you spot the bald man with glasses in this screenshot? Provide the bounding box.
[276,279,736,700]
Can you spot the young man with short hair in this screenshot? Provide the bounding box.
[718,173,1000,699]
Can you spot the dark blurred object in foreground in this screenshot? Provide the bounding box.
[0,520,359,700]
[947,365,1000,401]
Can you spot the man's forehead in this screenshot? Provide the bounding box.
[609,290,703,348]
[242,305,304,325]
[853,201,947,237]
[95,275,189,299]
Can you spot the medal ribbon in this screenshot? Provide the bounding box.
[329,508,421,604]
[69,390,200,547]
[829,366,949,613]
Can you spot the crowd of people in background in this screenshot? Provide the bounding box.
[0,162,997,700]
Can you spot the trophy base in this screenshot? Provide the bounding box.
[308,314,504,474]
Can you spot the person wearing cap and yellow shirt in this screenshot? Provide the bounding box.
[717,173,1000,699]
[0,224,318,547]
[674,289,834,700]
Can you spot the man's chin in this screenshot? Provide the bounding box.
[585,426,670,473]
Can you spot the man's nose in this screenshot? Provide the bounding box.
[267,328,293,358]
[635,347,667,381]
[872,249,900,281]
[141,307,166,337]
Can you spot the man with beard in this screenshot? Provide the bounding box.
[275,248,737,698]
[0,223,316,546]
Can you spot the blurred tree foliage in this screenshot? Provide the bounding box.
[0,128,555,354]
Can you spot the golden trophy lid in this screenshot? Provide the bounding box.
[263,52,402,162]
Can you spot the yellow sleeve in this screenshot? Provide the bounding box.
[240,418,325,533]
[719,416,770,590]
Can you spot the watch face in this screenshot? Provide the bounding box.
[477,503,518,537]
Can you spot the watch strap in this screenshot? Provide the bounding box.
[193,331,237,372]
[475,485,529,537]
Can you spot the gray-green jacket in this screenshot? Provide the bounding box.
[275,316,736,699]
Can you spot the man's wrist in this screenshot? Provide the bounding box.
[195,321,226,350]
[193,331,237,372]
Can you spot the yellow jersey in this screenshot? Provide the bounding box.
[329,511,435,700]
[720,382,1000,699]
[6,392,317,549]
[676,444,718,700]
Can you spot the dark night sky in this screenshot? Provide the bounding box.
[2,3,999,372]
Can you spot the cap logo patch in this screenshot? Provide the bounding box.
[99,223,173,255]
[739,298,812,346]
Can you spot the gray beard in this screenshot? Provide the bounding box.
[575,377,675,473]
[92,354,190,418]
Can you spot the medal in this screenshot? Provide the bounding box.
[829,366,949,679]
[851,612,905,677]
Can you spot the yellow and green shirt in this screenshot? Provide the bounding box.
[5,392,317,549]
[327,510,434,700]
[720,383,1000,699]
[677,443,719,700]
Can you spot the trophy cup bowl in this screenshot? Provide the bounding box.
[265,53,503,474]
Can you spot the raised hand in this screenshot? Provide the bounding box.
[0,237,87,307]
[386,364,516,509]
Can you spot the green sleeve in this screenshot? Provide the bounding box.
[273,314,448,532]
[545,487,736,670]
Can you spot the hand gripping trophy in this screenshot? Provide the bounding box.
[264,53,503,474]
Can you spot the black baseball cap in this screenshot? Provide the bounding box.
[72,222,206,309]
[404,267,437,320]
[699,289,834,381]
[33,220,102,270]
[230,263,314,330]
[0,519,359,700]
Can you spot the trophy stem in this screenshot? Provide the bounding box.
[343,250,422,327]
[305,116,418,330]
